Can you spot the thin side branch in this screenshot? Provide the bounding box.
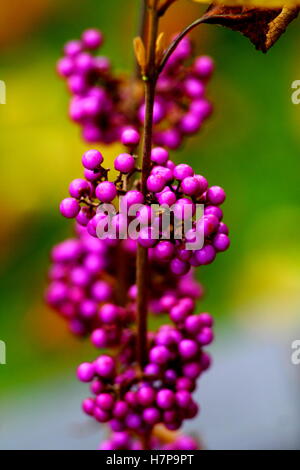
[158,0,177,17]
[158,15,208,73]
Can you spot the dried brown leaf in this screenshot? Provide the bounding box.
[202,4,299,51]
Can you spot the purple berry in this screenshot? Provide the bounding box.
[60,198,80,218]
[121,128,140,146]
[195,245,216,265]
[96,393,115,411]
[121,190,144,209]
[95,181,117,202]
[151,147,169,165]
[197,327,214,345]
[149,345,170,365]
[91,280,112,302]
[154,241,175,261]
[77,362,95,382]
[175,390,192,408]
[91,328,108,348]
[170,258,190,276]
[68,75,86,94]
[143,407,160,425]
[178,339,198,360]
[147,174,166,192]
[57,57,74,77]
[207,186,226,205]
[181,176,201,196]
[94,355,115,378]
[114,153,135,173]
[99,303,119,324]
[183,362,202,379]
[82,398,95,415]
[194,56,214,78]
[125,413,142,430]
[113,401,129,419]
[213,233,230,251]
[184,78,205,99]
[137,386,156,407]
[185,315,202,334]
[82,149,103,170]
[173,164,194,180]
[199,312,214,327]
[82,29,103,50]
[157,190,177,206]
[156,389,175,410]
[64,40,82,57]
[69,178,91,199]
[94,407,110,423]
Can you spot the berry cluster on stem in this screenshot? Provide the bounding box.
[47,0,230,450]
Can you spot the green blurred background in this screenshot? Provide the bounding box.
[0,0,299,449]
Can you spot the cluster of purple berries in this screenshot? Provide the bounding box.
[57,29,129,144]
[46,222,205,335]
[143,37,214,149]
[76,271,212,442]
[57,30,213,149]
[59,146,230,277]
[46,226,114,336]
[78,314,212,436]
[47,24,229,450]
[99,432,198,451]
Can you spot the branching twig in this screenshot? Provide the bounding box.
[158,15,208,74]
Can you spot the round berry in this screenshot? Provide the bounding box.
[178,339,198,360]
[69,178,91,199]
[154,241,175,261]
[114,153,135,173]
[96,393,115,411]
[57,57,74,77]
[143,407,160,425]
[149,345,170,365]
[213,233,230,251]
[99,303,119,324]
[64,40,82,57]
[207,186,226,205]
[94,355,115,378]
[195,245,216,265]
[147,174,166,192]
[77,362,95,382]
[60,198,80,218]
[181,177,201,196]
[157,190,177,206]
[121,128,140,146]
[156,389,175,410]
[151,147,169,165]
[82,149,103,170]
[95,181,117,202]
[82,398,95,415]
[170,258,190,276]
[194,56,214,78]
[137,387,156,407]
[173,164,194,181]
[82,29,103,50]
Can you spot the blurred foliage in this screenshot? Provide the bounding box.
[0,0,299,395]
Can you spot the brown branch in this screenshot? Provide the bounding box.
[136,0,160,371]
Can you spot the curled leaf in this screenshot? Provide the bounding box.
[202,4,299,51]
[193,0,300,6]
